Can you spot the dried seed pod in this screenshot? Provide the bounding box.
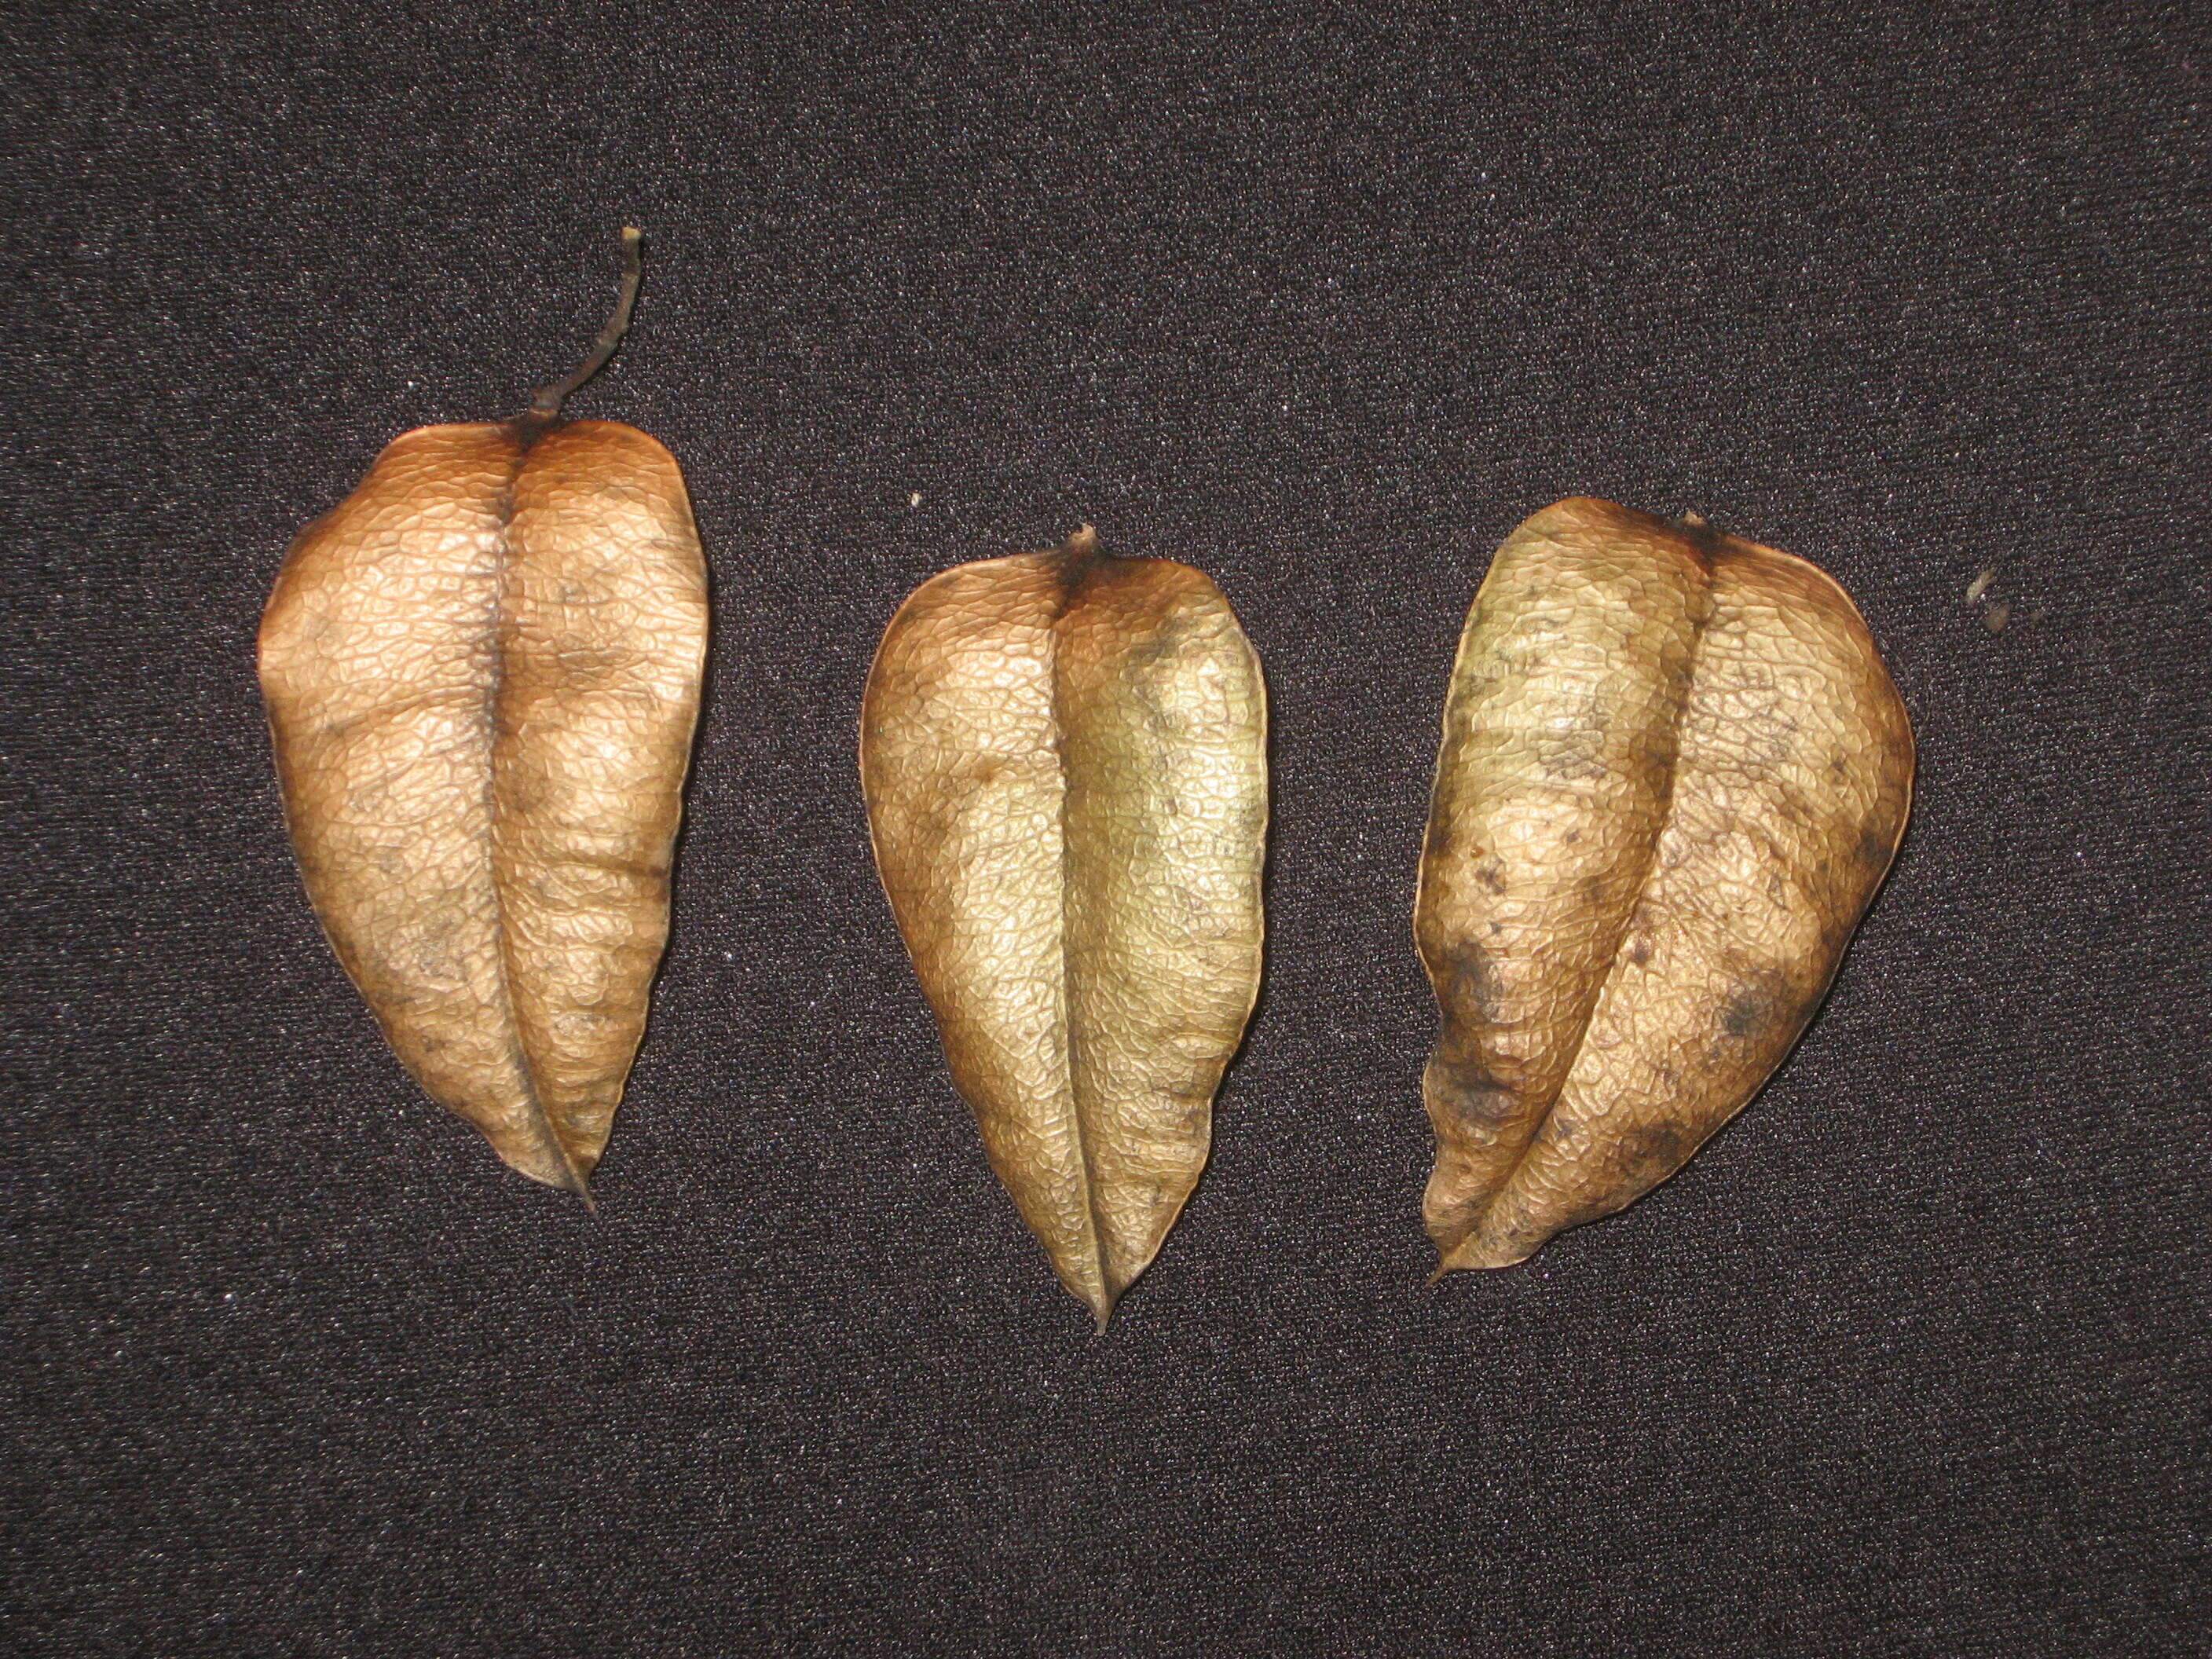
[1418,498,1914,1273]
[860,529,1267,1329]
[258,231,706,1199]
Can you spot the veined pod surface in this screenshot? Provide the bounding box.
[258,232,707,1199]
[1418,498,1913,1273]
[860,529,1267,1330]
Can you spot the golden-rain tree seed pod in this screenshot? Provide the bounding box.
[1418,498,1914,1273]
[258,230,707,1201]
[860,529,1268,1330]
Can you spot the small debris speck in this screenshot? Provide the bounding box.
[1983,599,2011,633]
[1965,566,1998,606]
[908,492,923,508]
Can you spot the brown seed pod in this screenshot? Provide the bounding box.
[258,231,707,1200]
[1417,498,1914,1273]
[860,529,1267,1329]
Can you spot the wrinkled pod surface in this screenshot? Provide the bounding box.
[861,529,1267,1329]
[1418,498,1914,1273]
[258,232,707,1199]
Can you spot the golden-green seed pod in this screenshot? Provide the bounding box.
[861,529,1267,1329]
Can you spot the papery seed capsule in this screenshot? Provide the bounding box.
[258,231,706,1199]
[1418,498,1913,1273]
[860,529,1267,1328]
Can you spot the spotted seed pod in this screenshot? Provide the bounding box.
[1418,498,1914,1273]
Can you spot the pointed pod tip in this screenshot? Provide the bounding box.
[1434,1240,1542,1274]
[1083,1285,1119,1335]
[496,1142,601,1210]
[1428,1225,1543,1279]
[1065,522,1100,556]
[565,1167,599,1215]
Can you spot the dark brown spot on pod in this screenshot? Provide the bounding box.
[1435,940,1509,1024]
[1720,986,1775,1038]
[1424,1053,1519,1128]
[1856,819,1899,868]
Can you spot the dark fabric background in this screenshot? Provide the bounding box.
[3,3,2207,1654]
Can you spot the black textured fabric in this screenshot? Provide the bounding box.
[5,5,2207,1654]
